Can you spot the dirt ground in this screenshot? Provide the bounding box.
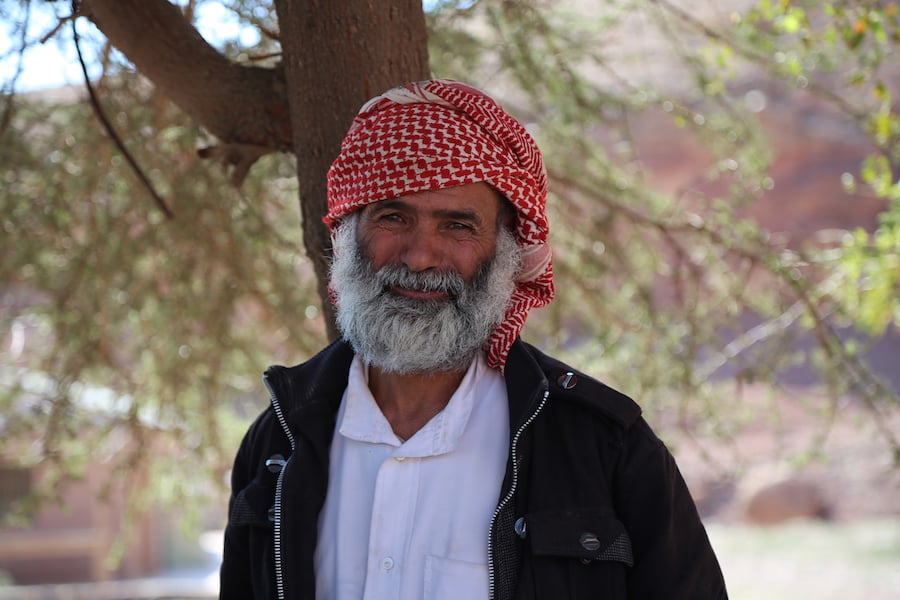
[708,519,900,600]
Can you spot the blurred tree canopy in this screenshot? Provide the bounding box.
[1,0,898,528]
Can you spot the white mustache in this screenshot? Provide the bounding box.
[376,266,465,298]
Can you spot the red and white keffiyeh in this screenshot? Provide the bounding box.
[325,79,554,370]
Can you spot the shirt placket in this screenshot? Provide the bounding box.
[363,452,421,600]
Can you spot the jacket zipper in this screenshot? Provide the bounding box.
[264,373,296,600]
[487,388,549,600]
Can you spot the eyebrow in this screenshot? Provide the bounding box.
[368,200,483,224]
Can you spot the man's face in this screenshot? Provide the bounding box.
[356,182,506,288]
[330,183,520,375]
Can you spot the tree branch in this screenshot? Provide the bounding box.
[80,0,293,162]
[72,12,173,219]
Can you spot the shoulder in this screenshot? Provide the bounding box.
[517,340,643,430]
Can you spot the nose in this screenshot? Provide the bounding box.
[401,227,444,273]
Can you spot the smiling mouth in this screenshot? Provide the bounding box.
[388,286,450,301]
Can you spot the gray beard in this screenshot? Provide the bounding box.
[329,215,521,375]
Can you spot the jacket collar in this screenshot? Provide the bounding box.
[264,339,355,427]
[264,336,641,434]
[503,338,551,430]
[266,338,551,427]
[514,340,642,428]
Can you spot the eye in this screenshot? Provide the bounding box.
[378,212,404,223]
[447,221,474,231]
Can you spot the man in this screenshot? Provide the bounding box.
[220,79,727,600]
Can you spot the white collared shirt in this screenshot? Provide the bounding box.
[314,353,509,600]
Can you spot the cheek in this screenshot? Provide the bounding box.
[456,241,497,280]
[357,230,398,271]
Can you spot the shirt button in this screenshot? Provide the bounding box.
[382,556,395,571]
[394,456,406,462]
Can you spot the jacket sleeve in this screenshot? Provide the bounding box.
[614,418,728,599]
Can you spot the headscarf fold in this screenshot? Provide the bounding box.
[326,79,554,370]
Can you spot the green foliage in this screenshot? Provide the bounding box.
[0,72,323,521]
[835,220,900,336]
[734,0,900,342]
[427,0,899,453]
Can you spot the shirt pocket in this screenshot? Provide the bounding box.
[423,555,489,600]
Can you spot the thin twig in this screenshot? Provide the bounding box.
[0,0,33,137]
[552,169,900,455]
[70,4,174,220]
[648,0,867,121]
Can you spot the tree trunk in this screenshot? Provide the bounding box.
[273,0,430,340]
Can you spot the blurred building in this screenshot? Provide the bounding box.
[0,461,162,584]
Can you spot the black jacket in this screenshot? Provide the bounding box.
[220,339,727,599]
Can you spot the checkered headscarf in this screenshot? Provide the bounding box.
[325,79,554,370]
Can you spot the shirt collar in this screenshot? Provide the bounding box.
[338,353,486,458]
